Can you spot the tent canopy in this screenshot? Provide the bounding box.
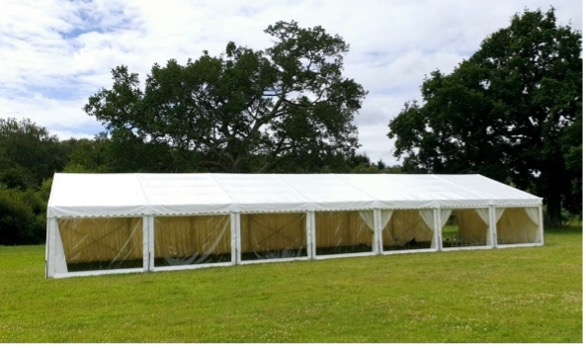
[48,173,542,218]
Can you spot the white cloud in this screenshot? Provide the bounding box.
[0,0,582,165]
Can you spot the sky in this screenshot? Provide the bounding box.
[0,0,582,166]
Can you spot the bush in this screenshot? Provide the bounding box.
[0,186,46,245]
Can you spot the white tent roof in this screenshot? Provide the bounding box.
[47,173,542,218]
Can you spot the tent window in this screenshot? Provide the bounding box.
[382,209,434,251]
[154,215,231,267]
[315,211,373,256]
[240,213,307,261]
[57,217,143,272]
[442,209,490,248]
[497,208,541,245]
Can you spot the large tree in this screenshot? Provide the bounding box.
[388,8,582,226]
[0,117,65,189]
[85,21,367,173]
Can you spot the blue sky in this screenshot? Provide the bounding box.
[1,0,582,165]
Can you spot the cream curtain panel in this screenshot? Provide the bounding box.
[497,208,540,244]
[240,213,306,260]
[315,211,372,254]
[381,210,433,249]
[154,215,231,266]
[58,217,143,267]
[456,209,490,245]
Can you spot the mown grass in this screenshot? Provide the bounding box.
[0,226,582,343]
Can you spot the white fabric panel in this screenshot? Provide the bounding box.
[139,174,234,215]
[359,211,375,231]
[47,173,543,218]
[419,210,435,232]
[280,174,375,211]
[523,207,542,243]
[380,210,393,230]
[48,173,147,218]
[419,209,435,249]
[53,219,68,275]
[495,208,505,222]
[378,209,393,254]
[440,209,452,226]
[475,208,489,224]
[524,207,540,226]
[492,207,506,247]
[438,209,453,249]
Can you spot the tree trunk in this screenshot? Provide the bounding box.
[545,192,563,228]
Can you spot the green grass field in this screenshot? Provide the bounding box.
[0,226,582,343]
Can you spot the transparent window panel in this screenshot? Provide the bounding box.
[154,215,231,267]
[382,210,434,251]
[58,217,143,272]
[240,213,307,261]
[442,209,489,248]
[497,208,541,245]
[315,211,373,256]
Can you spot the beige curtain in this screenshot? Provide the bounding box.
[496,208,539,244]
[359,211,375,231]
[240,213,306,257]
[315,211,372,251]
[382,210,433,248]
[154,215,231,264]
[58,217,143,264]
[380,210,393,231]
[455,209,489,245]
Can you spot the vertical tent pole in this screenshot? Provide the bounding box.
[538,204,545,246]
[373,209,382,254]
[488,205,497,248]
[144,215,154,272]
[434,208,443,251]
[231,213,241,265]
[306,211,316,259]
[46,218,53,278]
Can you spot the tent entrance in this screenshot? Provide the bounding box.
[441,209,490,249]
[381,209,434,252]
[315,210,374,256]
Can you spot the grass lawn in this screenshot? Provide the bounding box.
[0,225,582,343]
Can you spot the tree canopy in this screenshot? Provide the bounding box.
[388,8,582,225]
[84,20,367,173]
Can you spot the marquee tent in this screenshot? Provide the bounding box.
[46,173,543,278]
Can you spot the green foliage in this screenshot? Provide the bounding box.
[388,8,582,225]
[0,118,65,245]
[0,118,66,188]
[0,227,581,342]
[0,186,46,245]
[84,21,367,173]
